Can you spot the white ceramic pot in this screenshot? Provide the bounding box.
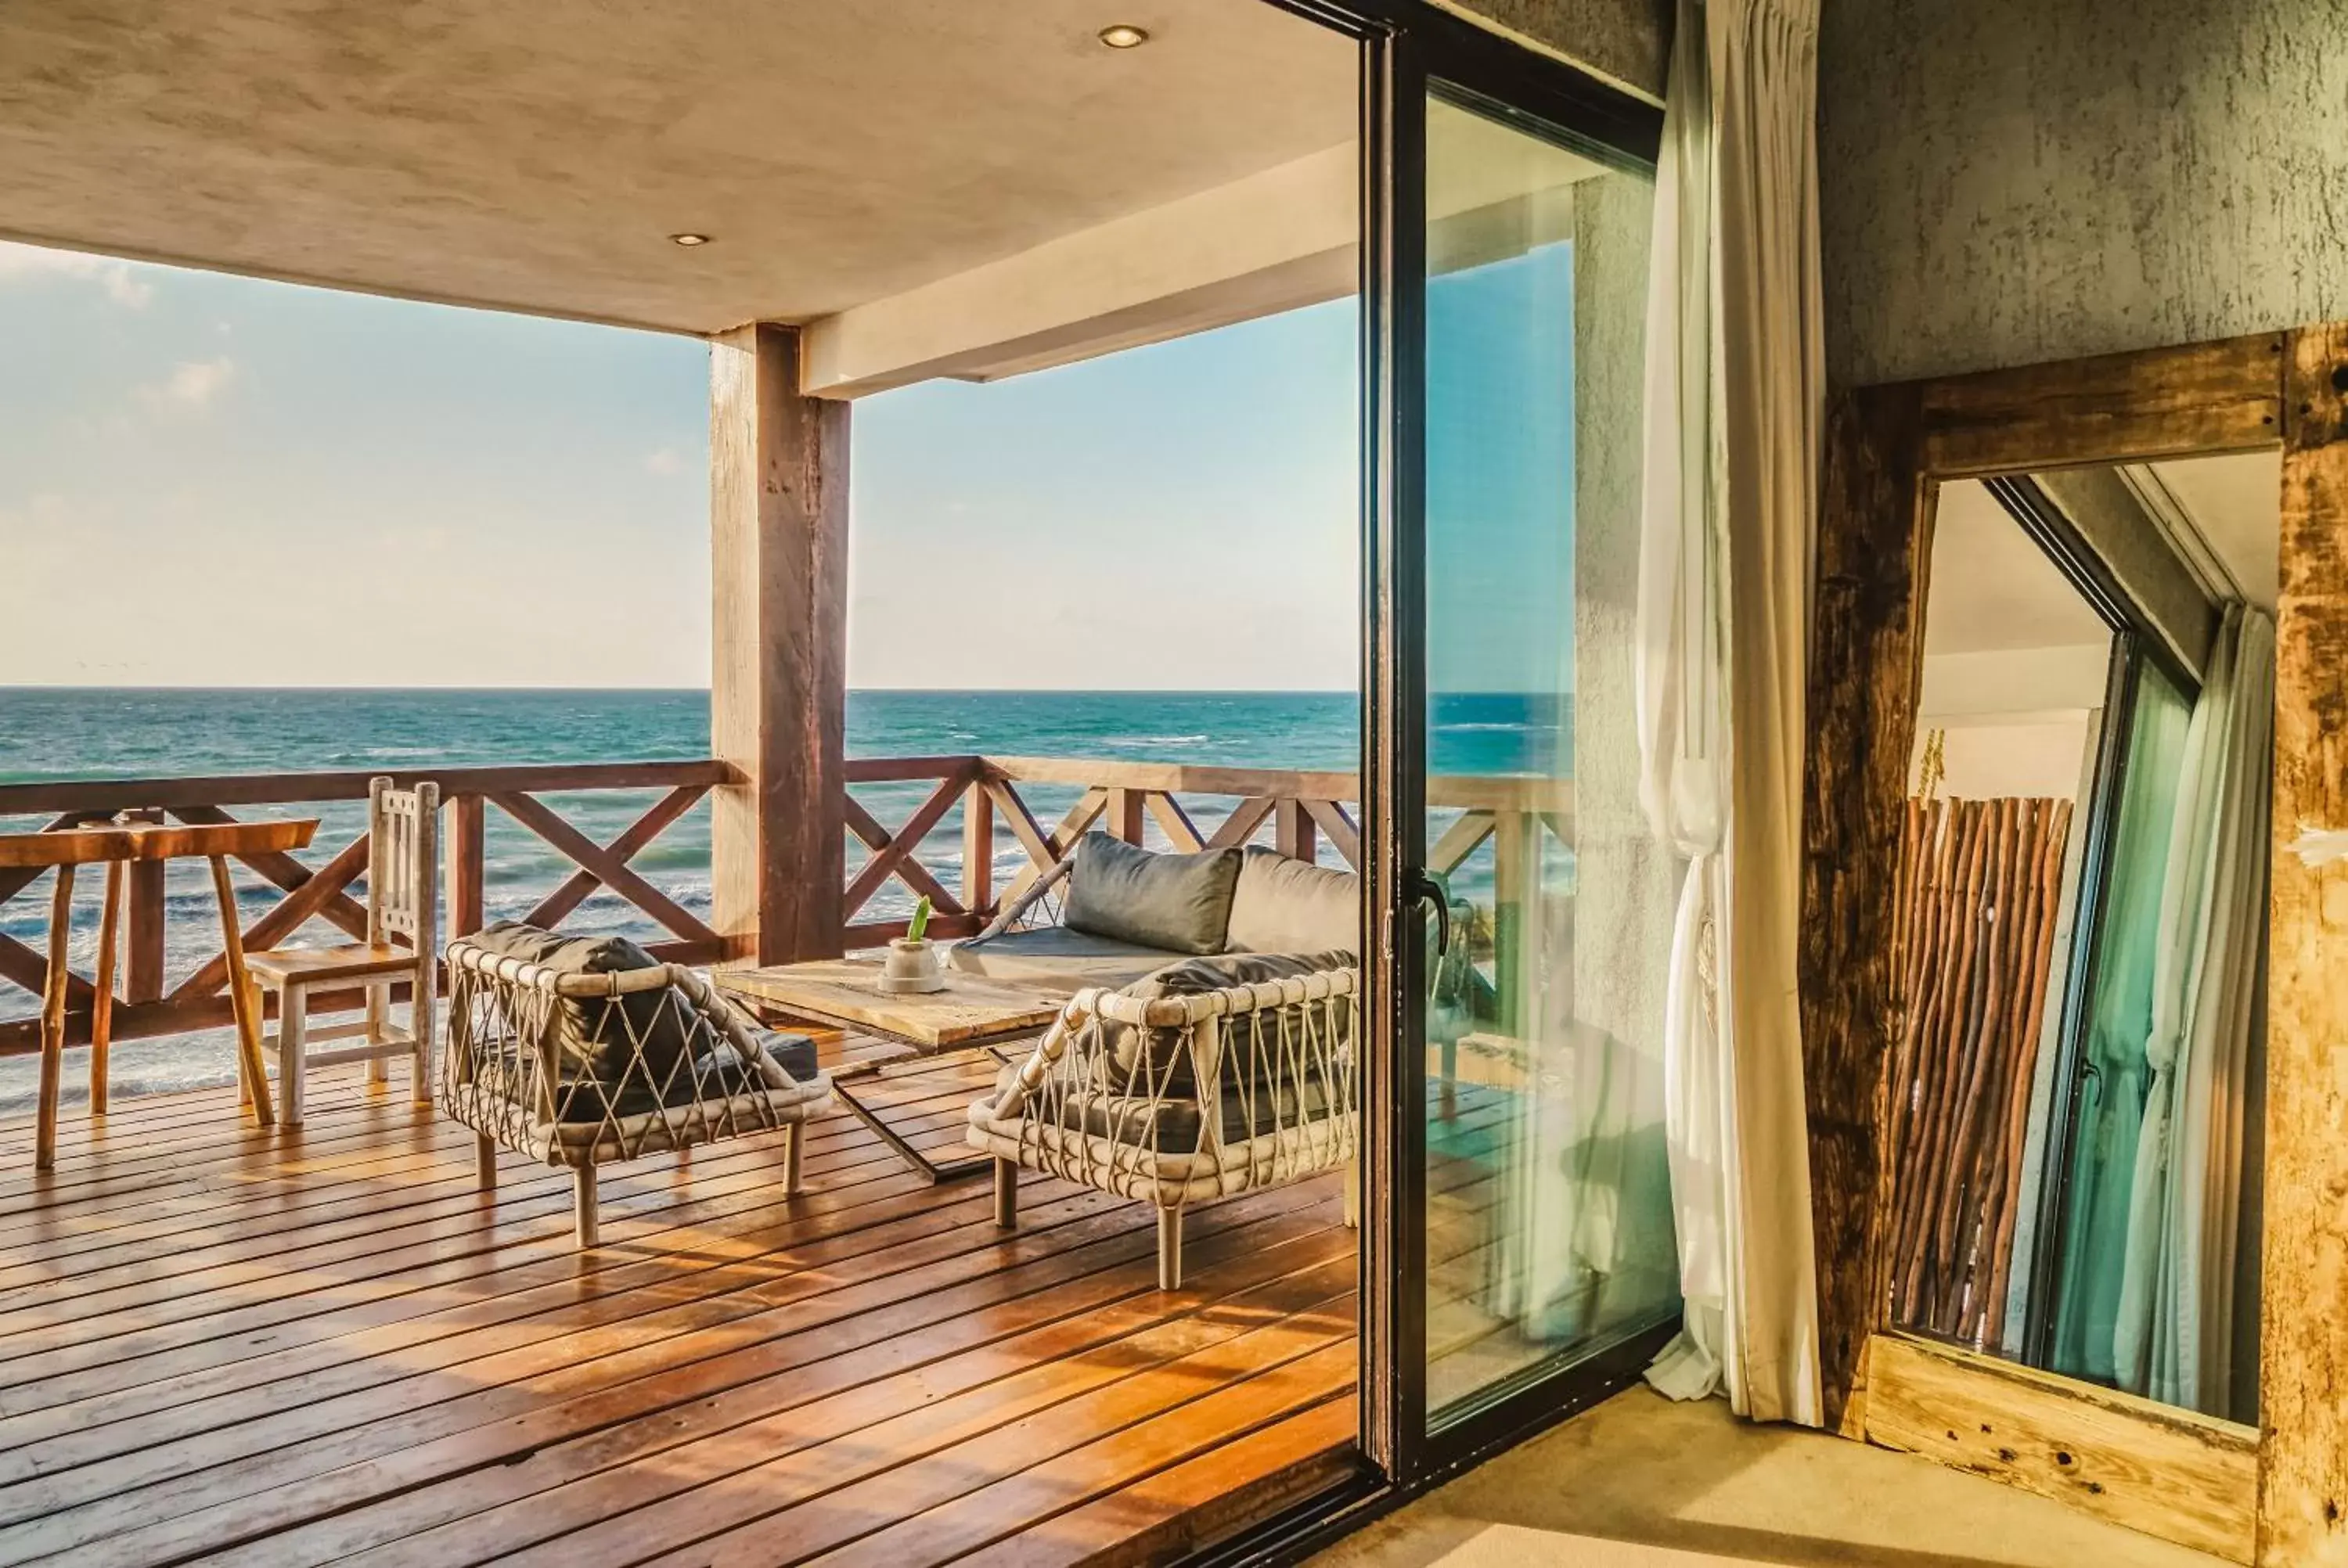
[877,937,948,994]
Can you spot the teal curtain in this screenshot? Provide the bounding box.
[2047,664,2191,1384]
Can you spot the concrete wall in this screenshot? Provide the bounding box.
[1443,0,1670,105]
[1820,0,2348,386]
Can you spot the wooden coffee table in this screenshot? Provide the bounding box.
[712,957,1068,1182]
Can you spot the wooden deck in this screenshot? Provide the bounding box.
[0,1049,1358,1567]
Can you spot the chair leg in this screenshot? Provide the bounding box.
[1157,1206,1183,1291]
[992,1157,1018,1229]
[410,967,434,1108]
[474,1131,497,1191]
[783,1120,805,1194]
[573,1157,599,1249]
[279,983,307,1127]
[364,980,388,1086]
[1343,1155,1360,1230]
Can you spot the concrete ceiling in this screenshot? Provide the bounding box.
[2141,451,2281,613]
[1926,478,2110,655]
[0,0,1356,336]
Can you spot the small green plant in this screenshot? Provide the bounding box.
[906,895,932,944]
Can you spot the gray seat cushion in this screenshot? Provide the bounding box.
[1224,848,1359,955]
[983,1058,1341,1153]
[1061,833,1241,955]
[946,925,1181,992]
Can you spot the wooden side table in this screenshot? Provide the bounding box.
[1,816,319,1169]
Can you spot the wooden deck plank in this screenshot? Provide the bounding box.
[0,1059,1360,1567]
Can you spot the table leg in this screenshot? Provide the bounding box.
[91,860,123,1117]
[828,1068,991,1185]
[209,856,275,1127]
[34,864,76,1172]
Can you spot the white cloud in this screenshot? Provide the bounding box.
[138,356,237,412]
[0,240,153,307]
[643,445,684,477]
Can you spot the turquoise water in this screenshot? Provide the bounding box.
[0,688,1359,1108]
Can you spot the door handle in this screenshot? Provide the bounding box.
[1407,869,1452,958]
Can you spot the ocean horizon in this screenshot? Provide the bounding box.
[0,685,1561,1109]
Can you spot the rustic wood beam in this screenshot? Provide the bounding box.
[710,318,848,966]
[2258,321,2348,1568]
[1917,332,2287,477]
[1799,381,1928,1433]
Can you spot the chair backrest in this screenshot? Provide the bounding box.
[367,777,441,955]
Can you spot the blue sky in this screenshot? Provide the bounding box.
[0,242,1359,690]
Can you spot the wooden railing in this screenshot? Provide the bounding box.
[0,761,733,1056]
[2,752,1573,1062]
[838,754,1571,945]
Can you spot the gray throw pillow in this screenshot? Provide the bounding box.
[1061,833,1242,956]
[1224,847,1360,954]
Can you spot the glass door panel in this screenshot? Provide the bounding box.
[1417,88,1678,1428]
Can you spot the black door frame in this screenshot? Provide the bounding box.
[1200,2,1666,1561]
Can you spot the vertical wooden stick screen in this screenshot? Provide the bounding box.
[1887,794,2073,1346]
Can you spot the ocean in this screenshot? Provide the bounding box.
[0,686,1562,1110]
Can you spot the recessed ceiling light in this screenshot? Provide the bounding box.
[669,232,711,247]
[1097,23,1150,48]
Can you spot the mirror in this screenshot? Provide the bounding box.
[1892,452,2279,1426]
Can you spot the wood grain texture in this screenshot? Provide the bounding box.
[0,1056,1353,1566]
[1800,383,1928,1431]
[710,322,849,968]
[2258,320,2348,1568]
[713,960,1064,1049]
[1918,333,2287,478]
[1866,1333,2256,1564]
[0,818,315,870]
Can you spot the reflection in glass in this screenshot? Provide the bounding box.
[1419,92,1677,1426]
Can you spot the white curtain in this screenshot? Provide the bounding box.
[2113,602,2274,1415]
[1636,0,1825,1426]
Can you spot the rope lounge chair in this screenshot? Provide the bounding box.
[441,923,831,1246]
[969,956,1357,1289]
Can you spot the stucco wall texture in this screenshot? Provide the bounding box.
[1819,0,2348,387]
[1445,0,1670,103]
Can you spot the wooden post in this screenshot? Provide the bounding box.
[447,794,485,940]
[2259,322,2348,1568]
[123,809,166,1005]
[961,771,995,922]
[1107,789,1146,847]
[1275,798,1318,865]
[1799,383,1928,1434]
[710,323,848,966]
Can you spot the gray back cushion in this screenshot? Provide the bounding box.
[1224,847,1359,955]
[1105,948,1357,1094]
[462,921,688,1089]
[1061,833,1241,956]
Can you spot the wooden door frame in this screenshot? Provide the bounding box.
[1797,324,2348,1566]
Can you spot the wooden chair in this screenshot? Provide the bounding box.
[247,778,438,1124]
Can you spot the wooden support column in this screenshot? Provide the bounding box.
[1799,383,1928,1434]
[446,794,485,940]
[710,323,848,966]
[2259,321,2348,1568]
